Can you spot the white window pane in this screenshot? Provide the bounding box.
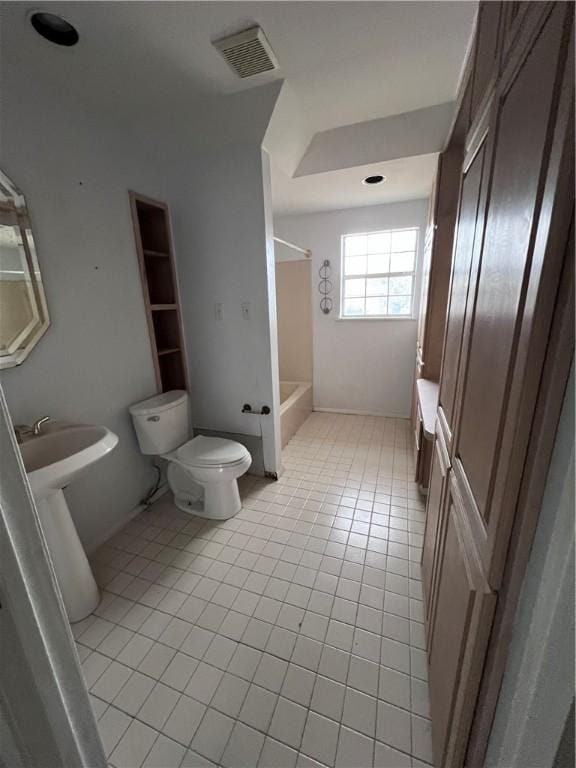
[390,251,415,273]
[391,229,417,252]
[389,275,412,295]
[366,297,388,315]
[367,232,391,254]
[366,277,388,296]
[344,297,365,316]
[344,234,367,256]
[345,255,367,275]
[367,253,389,274]
[388,295,412,315]
[344,278,365,297]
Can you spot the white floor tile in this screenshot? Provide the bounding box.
[258,736,298,768]
[309,675,345,722]
[190,708,235,763]
[185,662,223,704]
[142,734,186,768]
[222,722,265,768]
[92,413,431,768]
[253,653,289,693]
[342,687,377,737]
[238,684,277,731]
[109,719,158,768]
[335,726,374,768]
[114,671,155,716]
[281,664,316,707]
[163,695,206,746]
[376,700,412,754]
[137,682,179,730]
[97,705,132,757]
[300,712,339,766]
[268,697,308,750]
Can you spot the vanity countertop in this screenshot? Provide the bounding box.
[416,378,439,441]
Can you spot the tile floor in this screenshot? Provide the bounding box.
[76,413,433,768]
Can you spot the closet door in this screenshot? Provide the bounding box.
[451,3,573,587]
[424,101,493,627]
[427,4,574,766]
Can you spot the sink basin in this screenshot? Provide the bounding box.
[22,425,118,495]
[21,423,119,623]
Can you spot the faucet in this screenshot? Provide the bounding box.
[14,416,51,444]
[32,416,51,435]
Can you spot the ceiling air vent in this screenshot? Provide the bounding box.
[213,26,279,79]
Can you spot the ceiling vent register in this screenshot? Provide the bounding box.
[213,26,279,79]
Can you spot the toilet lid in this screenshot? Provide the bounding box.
[176,435,250,467]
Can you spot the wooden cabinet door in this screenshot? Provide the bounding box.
[421,427,449,628]
[428,471,496,767]
[437,110,492,451]
[420,148,463,380]
[426,5,574,766]
[452,3,573,588]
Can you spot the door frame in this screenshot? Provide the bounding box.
[0,384,106,767]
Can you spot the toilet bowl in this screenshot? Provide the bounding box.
[129,391,252,520]
[167,435,251,519]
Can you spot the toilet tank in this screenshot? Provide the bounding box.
[129,390,189,455]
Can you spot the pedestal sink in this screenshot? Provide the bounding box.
[20,425,119,622]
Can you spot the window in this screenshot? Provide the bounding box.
[340,227,419,318]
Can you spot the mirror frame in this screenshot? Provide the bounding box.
[0,170,50,369]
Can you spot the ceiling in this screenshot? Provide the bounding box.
[4,1,477,213]
[6,1,476,132]
[272,153,438,216]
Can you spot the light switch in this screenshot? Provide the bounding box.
[214,302,223,322]
[241,302,251,320]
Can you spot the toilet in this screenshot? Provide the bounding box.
[129,390,251,520]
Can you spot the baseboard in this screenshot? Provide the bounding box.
[313,407,410,419]
[85,484,169,555]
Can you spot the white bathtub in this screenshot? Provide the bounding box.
[279,381,313,447]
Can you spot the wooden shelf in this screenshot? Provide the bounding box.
[130,191,188,393]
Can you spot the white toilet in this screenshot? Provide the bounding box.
[129,390,251,520]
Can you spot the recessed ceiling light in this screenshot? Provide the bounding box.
[30,12,79,46]
[362,175,387,186]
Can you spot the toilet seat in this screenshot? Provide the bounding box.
[175,435,250,468]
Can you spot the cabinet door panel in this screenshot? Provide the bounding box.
[456,8,565,524]
[428,474,496,767]
[470,2,503,118]
[438,140,487,445]
[421,431,448,629]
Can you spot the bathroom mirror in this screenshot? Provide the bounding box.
[0,170,49,368]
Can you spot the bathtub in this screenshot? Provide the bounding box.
[279,381,313,447]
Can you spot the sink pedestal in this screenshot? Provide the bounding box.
[35,489,100,623]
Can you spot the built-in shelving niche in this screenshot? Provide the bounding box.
[129,192,188,393]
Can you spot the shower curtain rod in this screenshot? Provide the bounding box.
[273,236,312,259]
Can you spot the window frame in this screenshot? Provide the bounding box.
[339,226,420,320]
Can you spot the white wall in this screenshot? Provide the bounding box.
[165,100,282,475]
[0,72,165,551]
[274,200,428,417]
[0,21,282,547]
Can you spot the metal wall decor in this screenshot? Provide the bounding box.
[318,259,333,315]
